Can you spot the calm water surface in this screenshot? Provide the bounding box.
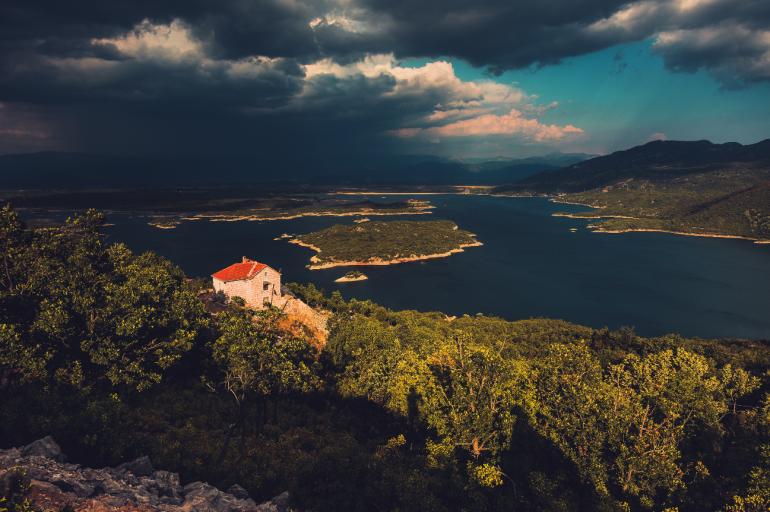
[103,195,770,339]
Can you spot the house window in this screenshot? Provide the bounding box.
[263,297,271,306]
[263,282,270,291]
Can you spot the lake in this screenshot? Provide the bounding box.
[103,194,770,339]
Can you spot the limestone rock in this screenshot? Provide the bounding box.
[115,456,154,477]
[20,435,66,462]
[0,437,295,512]
[182,481,257,511]
[226,484,251,500]
[254,491,291,512]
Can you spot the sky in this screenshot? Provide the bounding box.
[1,0,769,161]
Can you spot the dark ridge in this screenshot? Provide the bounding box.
[495,138,770,194]
[0,151,592,189]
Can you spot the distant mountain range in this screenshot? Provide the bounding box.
[494,139,770,241]
[455,152,594,170]
[0,151,593,188]
[3,140,769,241]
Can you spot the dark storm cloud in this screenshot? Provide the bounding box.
[576,0,770,86]
[334,0,770,82]
[27,70,415,158]
[0,0,768,156]
[0,1,357,149]
[188,1,326,60]
[654,23,770,87]
[0,1,316,155]
[0,50,305,110]
[0,0,334,62]
[0,102,61,154]
[348,0,630,70]
[5,0,768,77]
[0,1,578,156]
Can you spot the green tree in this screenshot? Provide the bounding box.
[0,204,25,294]
[211,308,321,406]
[526,342,610,495]
[81,244,209,391]
[719,364,761,416]
[0,206,207,392]
[427,335,522,464]
[527,344,750,508]
[723,393,770,512]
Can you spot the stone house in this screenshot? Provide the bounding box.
[211,257,281,309]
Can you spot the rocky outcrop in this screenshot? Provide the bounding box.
[276,291,330,348]
[0,437,293,512]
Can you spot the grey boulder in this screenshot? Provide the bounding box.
[20,436,66,462]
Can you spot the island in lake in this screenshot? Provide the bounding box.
[289,220,482,269]
[335,270,368,282]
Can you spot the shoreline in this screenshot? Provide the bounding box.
[334,273,369,283]
[148,222,180,230]
[591,227,770,244]
[333,186,496,196]
[22,195,769,246]
[289,239,484,270]
[200,208,433,222]
[38,201,440,231]
[552,212,638,220]
[334,191,451,196]
[548,197,602,208]
[549,198,770,245]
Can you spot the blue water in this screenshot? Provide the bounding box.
[103,195,770,339]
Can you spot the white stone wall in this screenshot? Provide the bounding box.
[258,267,282,307]
[213,267,282,309]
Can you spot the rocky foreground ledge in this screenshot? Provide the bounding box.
[0,437,293,512]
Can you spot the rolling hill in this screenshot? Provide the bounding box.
[494,139,770,241]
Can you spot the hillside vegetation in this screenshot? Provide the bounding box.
[1,204,769,512]
[495,140,770,240]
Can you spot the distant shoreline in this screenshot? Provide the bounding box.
[289,238,484,270]
[147,205,434,228]
[195,208,433,223]
[549,198,600,208]
[332,185,496,196]
[549,198,770,244]
[334,191,449,196]
[592,227,770,244]
[551,212,637,220]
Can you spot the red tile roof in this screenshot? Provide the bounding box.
[212,258,269,282]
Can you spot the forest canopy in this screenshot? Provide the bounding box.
[1,204,768,512]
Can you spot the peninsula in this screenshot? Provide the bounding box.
[493,139,770,243]
[0,187,435,229]
[188,198,432,223]
[289,220,482,269]
[147,198,434,228]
